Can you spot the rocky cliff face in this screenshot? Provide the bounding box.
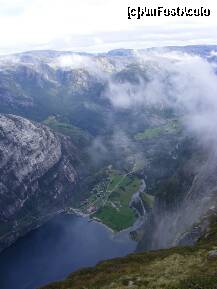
[136,141,217,251]
[0,114,79,252]
[0,46,217,254]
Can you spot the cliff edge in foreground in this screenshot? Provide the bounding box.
[41,215,217,289]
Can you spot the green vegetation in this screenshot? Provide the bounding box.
[92,170,140,231]
[41,217,217,289]
[44,116,91,146]
[93,206,135,232]
[80,169,140,231]
[134,119,181,141]
[135,127,163,140]
[141,192,155,209]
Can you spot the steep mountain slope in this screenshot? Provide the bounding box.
[0,45,217,254]
[1,45,215,125]
[136,144,217,251]
[0,114,80,252]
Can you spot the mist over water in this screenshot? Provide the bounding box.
[0,214,136,289]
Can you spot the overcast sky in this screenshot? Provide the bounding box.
[0,0,217,54]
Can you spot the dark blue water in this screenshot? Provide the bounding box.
[0,214,136,289]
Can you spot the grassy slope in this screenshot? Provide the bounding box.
[43,116,91,147]
[134,119,181,141]
[92,171,140,231]
[41,217,217,289]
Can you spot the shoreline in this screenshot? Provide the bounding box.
[65,207,142,240]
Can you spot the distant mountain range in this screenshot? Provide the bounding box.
[1,44,217,258]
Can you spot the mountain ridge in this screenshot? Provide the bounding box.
[0,44,217,262]
[0,113,81,252]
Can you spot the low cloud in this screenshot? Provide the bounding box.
[105,50,217,149]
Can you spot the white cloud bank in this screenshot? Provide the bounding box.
[0,0,217,54]
[104,50,217,148]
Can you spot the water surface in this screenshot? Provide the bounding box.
[0,214,136,289]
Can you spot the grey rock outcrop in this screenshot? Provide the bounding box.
[0,114,79,252]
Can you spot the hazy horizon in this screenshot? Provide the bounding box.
[0,0,216,55]
[1,43,217,57]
